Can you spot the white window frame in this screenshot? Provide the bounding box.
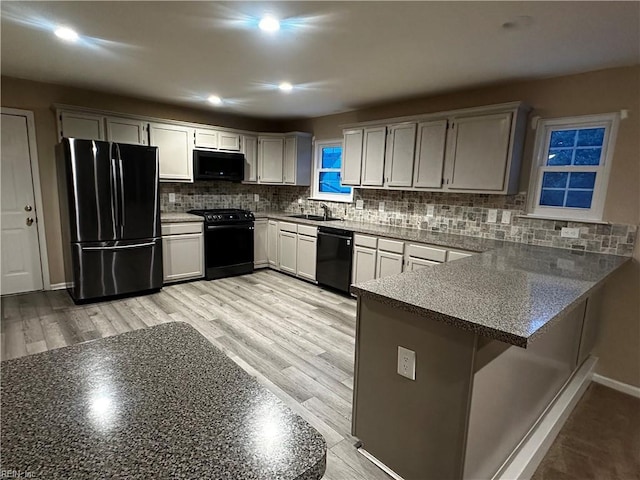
[527,112,619,222]
[310,139,354,203]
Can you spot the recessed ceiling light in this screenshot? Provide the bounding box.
[54,26,79,42]
[278,82,293,93]
[207,95,223,105]
[259,15,280,32]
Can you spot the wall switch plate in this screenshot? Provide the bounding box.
[397,346,416,381]
[254,194,259,202]
[168,193,176,203]
[561,227,580,238]
[487,209,498,223]
[378,201,385,212]
[426,205,435,217]
[356,199,364,210]
[501,211,512,224]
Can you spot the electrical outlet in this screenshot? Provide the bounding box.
[254,194,259,202]
[378,201,385,212]
[168,193,176,203]
[297,198,303,204]
[426,205,435,217]
[561,227,580,238]
[487,209,498,223]
[356,199,364,210]
[501,211,512,224]
[397,346,416,381]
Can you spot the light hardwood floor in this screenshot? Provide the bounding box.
[0,270,391,480]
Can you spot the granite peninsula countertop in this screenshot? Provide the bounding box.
[351,243,629,347]
[1,323,326,479]
[160,212,204,222]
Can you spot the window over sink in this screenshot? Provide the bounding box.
[527,113,619,222]
[311,140,353,203]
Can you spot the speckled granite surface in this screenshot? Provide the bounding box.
[160,212,204,223]
[1,323,326,479]
[255,211,503,252]
[351,244,629,347]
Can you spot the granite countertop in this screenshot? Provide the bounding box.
[160,212,204,223]
[351,243,629,347]
[1,323,326,479]
[256,211,503,252]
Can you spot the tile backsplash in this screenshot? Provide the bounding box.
[160,183,637,257]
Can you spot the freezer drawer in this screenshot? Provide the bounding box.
[69,238,163,302]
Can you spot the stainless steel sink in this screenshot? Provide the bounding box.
[287,214,340,221]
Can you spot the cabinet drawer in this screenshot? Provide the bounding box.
[377,238,404,254]
[161,222,204,236]
[297,224,318,237]
[278,221,298,234]
[447,250,474,262]
[354,234,377,248]
[406,243,447,262]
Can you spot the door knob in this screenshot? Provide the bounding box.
[26,218,34,226]
[24,205,32,212]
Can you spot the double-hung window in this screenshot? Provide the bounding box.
[311,139,353,202]
[527,113,619,222]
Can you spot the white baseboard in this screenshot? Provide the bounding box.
[592,373,640,398]
[357,447,405,480]
[49,282,70,291]
[495,355,597,480]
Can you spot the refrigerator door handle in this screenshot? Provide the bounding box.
[110,155,120,231]
[82,242,156,251]
[118,157,125,229]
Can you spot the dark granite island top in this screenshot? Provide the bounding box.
[351,243,629,347]
[1,323,326,479]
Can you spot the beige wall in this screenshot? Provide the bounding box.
[1,75,284,288]
[286,66,640,387]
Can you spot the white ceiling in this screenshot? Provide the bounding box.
[2,1,639,119]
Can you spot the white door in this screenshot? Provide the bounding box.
[1,112,44,294]
[254,219,268,268]
[296,234,317,281]
[414,120,448,189]
[267,220,279,268]
[149,122,194,182]
[283,136,297,184]
[195,129,218,149]
[59,111,105,140]
[376,251,403,279]
[406,257,439,271]
[352,246,377,284]
[278,231,297,274]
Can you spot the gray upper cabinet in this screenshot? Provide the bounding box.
[242,135,258,183]
[148,122,194,182]
[283,133,312,186]
[385,123,416,187]
[341,102,529,194]
[361,126,387,186]
[342,129,364,185]
[106,117,147,145]
[445,112,512,191]
[413,119,448,189]
[59,111,106,141]
[259,136,284,183]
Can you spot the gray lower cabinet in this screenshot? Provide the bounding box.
[353,234,378,284]
[296,225,317,281]
[278,222,298,275]
[254,219,268,269]
[161,222,204,283]
[267,220,279,269]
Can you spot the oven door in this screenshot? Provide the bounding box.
[204,222,254,279]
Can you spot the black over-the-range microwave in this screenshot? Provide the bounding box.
[193,149,245,182]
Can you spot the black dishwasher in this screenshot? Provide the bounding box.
[316,226,354,294]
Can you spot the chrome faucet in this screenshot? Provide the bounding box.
[320,203,330,220]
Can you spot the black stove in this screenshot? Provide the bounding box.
[187,208,255,280]
[188,208,254,225]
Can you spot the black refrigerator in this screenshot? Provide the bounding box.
[56,138,163,303]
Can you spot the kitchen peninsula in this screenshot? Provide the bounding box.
[350,244,629,480]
